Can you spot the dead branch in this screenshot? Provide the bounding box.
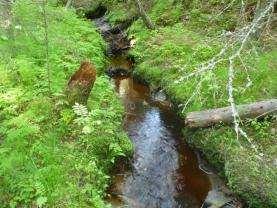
[177,1,275,146]
[185,99,277,128]
[134,0,155,29]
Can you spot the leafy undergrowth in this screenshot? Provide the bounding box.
[89,0,253,34]
[130,22,276,113]
[122,0,276,207]
[0,1,132,207]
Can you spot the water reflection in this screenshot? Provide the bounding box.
[109,77,211,208]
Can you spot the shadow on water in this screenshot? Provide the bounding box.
[85,5,107,20]
[107,76,211,208]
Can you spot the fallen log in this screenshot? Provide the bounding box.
[185,99,277,128]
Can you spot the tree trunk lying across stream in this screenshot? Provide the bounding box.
[185,99,277,128]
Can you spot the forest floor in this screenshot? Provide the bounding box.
[0,2,132,207]
[0,0,276,207]
[100,0,276,207]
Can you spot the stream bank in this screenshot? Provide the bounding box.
[0,3,133,207]
[88,7,242,208]
[124,12,277,207]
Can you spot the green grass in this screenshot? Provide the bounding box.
[129,25,276,208]
[184,118,277,207]
[0,1,132,207]
[1,0,276,207]
[123,1,276,207]
[70,0,277,206]
[129,22,276,111]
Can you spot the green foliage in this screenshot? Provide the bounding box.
[186,117,277,207]
[130,21,275,114]
[0,1,131,207]
[98,0,249,34]
[149,0,183,26]
[1,0,275,207]
[124,0,277,207]
[1,0,106,93]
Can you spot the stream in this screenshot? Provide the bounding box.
[108,76,211,208]
[90,10,240,208]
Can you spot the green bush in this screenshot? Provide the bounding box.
[0,1,132,207]
[125,1,276,207]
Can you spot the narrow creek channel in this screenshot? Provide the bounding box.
[108,75,211,207]
[89,10,239,208]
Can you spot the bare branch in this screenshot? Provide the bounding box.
[134,0,155,30]
[65,0,73,10]
[177,1,275,151]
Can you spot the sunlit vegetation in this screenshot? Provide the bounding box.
[92,0,276,207]
[0,1,132,207]
[0,0,276,207]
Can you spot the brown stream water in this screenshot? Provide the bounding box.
[107,76,211,208]
[91,14,236,208]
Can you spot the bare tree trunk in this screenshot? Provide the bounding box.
[252,0,271,38]
[185,99,277,128]
[65,0,73,10]
[0,0,11,22]
[1,0,15,56]
[134,0,154,30]
[42,0,51,94]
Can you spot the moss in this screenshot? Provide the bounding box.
[129,21,275,112]
[121,0,276,207]
[0,2,131,207]
[186,118,277,207]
